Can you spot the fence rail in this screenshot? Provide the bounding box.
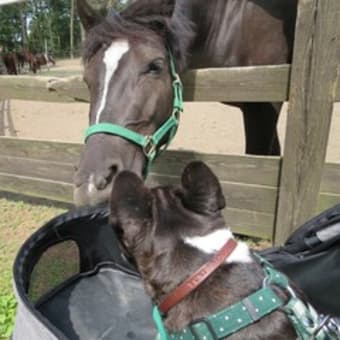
[0,137,339,240]
[1,65,340,103]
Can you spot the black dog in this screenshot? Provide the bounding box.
[110,161,303,339]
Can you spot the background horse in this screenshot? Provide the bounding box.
[16,48,35,73]
[74,0,297,206]
[3,52,18,75]
[16,48,47,74]
[32,53,56,73]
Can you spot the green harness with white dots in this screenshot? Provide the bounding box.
[153,254,339,340]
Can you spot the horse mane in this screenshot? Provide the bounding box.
[83,0,195,72]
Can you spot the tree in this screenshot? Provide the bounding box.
[70,0,75,58]
[19,4,28,47]
[0,0,130,57]
[0,5,22,51]
[27,0,81,57]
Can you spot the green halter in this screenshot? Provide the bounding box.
[153,255,339,340]
[84,51,183,175]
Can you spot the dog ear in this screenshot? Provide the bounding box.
[110,171,153,243]
[180,161,226,214]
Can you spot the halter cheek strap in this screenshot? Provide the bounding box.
[84,51,183,175]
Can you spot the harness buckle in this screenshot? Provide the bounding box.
[312,315,340,339]
[143,136,157,159]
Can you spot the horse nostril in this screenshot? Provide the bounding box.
[94,165,118,191]
[106,165,118,185]
[110,165,119,176]
[95,176,108,191]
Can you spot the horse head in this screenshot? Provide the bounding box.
[74,0,194,206]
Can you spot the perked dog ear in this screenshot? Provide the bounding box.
[110,171,153,244]
[76,0,106,31]
[181,161,226,214]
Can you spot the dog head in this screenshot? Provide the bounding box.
[110,161,227,299]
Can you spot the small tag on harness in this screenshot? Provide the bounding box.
[242,297,261,322]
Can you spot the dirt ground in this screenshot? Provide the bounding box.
[2,59,340,162]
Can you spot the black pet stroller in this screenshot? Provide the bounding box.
[11,204,340,340]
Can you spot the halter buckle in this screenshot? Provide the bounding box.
[172,109,181,120]
[172,73,182,86]
[143,136,157,159]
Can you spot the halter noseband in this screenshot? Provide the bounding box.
[84,51,183,175]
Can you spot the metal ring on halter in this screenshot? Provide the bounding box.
[262,277,297,300]
[173,73,182,85]
[172,109,180,120]
[143,136,157,158]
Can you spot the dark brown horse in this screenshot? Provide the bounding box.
[34,53,56,71]
[74,0,297,206]
[3,52,18,75]
[16,48,37,74]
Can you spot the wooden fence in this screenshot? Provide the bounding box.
[0,0,339,243]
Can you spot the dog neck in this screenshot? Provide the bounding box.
[149,228,260,331]
[184,228,253,264]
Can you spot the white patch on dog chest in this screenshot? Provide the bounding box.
[184,229,253,264]
[95,39,130,124]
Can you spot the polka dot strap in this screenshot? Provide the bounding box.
[164,286,283,340]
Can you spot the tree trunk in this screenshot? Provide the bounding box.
[70,0,75,59]
[19,6,28,47]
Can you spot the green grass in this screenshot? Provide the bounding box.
[0,194,66,339]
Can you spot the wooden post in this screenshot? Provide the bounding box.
[0,100,5,136]
[274,0,340,245]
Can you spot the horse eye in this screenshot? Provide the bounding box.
[147,60,163,74]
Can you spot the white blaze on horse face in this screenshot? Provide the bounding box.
[88,174,96,195]
[95,39,130,124]
[184,229,253,264]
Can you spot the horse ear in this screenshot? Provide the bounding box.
[180,161,226,214]
[76,0,105,31]
[122,0,176,19]
[110,171,153,241]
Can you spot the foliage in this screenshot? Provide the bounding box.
[0,0,133,57]
[27,0,82,57]
[0,6,22,51]
[0,294,17,339]
[0,0,81,58]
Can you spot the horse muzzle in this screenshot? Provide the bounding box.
[73,134,145,206]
